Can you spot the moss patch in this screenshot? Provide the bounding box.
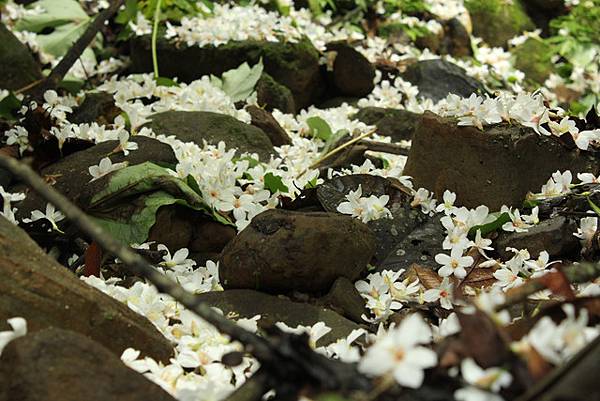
[465,0,535,47]
[512,38,555,85]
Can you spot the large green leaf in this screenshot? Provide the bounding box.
[306,116,333,141]
[15,0,91,58]
[88,162,232,244]
[15,0,89,32]
[211,60,264,102]
[90,191,180,245]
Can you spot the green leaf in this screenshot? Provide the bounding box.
[15,0,91,58]
[15,0,89,32]
[0,93,22,120]
[587,196,600,217]
[155,76,179,87]
[90,191,180,245]
[219,59,264,102]
[87,162,233,243]
[468,212,511,237]
[306,116,333,141]
[263,172,289,194]
[115,0,138,24]
[35,20,91,57]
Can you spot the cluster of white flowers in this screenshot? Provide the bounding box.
[98,74,251,129]
[438,92,600,150]
[164,4,303,48]
[355,269,420,323]
[516,304,599,365]
[336,184,392,223]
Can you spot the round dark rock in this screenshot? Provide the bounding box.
[219,209,376,293]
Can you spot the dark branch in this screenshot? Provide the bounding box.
[0,153,372,396]
[33,0,125,97]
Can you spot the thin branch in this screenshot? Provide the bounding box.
[34,0,125,97]
[359,140,409,156]
[494,262,600,312]
[0,153,371,395]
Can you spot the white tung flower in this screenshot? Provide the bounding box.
[336,184,392,223]
[88,157,128,182]
[435,247,474,279]
[358,313,437,388]
[25,203,65,232]
[0,317,27,356]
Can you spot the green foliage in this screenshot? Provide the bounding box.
[550,0,600,45]
[14,0,91,58]
[210,60,264,102]
[0,92,22,120]
[306,116,333,141]
[263,172,289,194]
[88,162,232,244]
[468,212,511,237]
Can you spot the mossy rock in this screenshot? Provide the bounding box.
[465,0,535,48]
[354,107,420,142]
[130,36,323,110]
[0,23,43,91]
[512,37,555,85]
[146,111,275,160]
[256,73,295,114]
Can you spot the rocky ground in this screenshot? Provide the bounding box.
[0,0,599,400]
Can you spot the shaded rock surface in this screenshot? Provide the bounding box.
[13,136,177,219]
[0,328,176,401]
[69,91,122,125]
[247,105,292,146]
[256,73,296,114]
[219,209,376,293]
[319,277,367,324]
[327,42,375,97]
[197,289,362,345]
[0,216,173,362]
[465,0,535,48]
[400,59,486,103]
[495,216,579,260]
[354,107,420,142]
[512,38,555,84]
[130,37,323,110]
[315,174,440,269]
[403,112,600,209]
[0,23,43,91]
[147,111,274,160]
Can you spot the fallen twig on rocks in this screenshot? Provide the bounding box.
[0,153,372,399]
[32,0,125,97]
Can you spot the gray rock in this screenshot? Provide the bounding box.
[320,277,367,324]
[69,91,121,125]
[354,107,420,142]
[256,73,296,114]
[13,136,177,220]
[0,23,43,91]
[0,328,176,401]
[130,37,323,110]
[465,0,535,48]
[495,216,580,260]
[197,289,364,346]
[401,59,486,103]
[219,209,376,293]
[403,112,600,209]
[147,111,275,161]
[0,216,173,362]
[328,42,375,97]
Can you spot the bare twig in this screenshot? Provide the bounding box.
[359,140,409,156]
[0,153,371,397]
[494,262,600,312]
